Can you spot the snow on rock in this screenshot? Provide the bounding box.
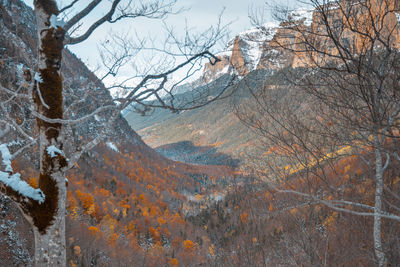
[212,21,280,79]
[49,14,65,29]
[106,142,119,152]
[291,9,314,27]
[0,172,44,203]
[46,145,63,158]
[236,22,280,71]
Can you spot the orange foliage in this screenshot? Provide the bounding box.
[95,188,112,197]
[168,258,178,266]
[268,203,274,212]
[75,190,94,212]
[240,212,248,223]
[28,177,38,189]
[183,239,195,251]
[88,226,99,236]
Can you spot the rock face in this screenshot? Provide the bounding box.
[200,22,278,82]
[201,0,400,83]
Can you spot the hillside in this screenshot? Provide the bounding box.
[125,1,400,265]
[124,9,316,163]
[126,1,400,164]
[2,0,400,266]
[0,0,236,265]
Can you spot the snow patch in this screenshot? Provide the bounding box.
[16,63,24,77]
[49,14,65,29]
[238,22,280,70]
[46,145,63,158]
[220,64,230,75]
[396,13,400,24]
[0,144,12,172]
[291,9,314,27]
[0,172,45,203]
[106,142,119,152]
[94,115,100,121]
[34,72,43,83]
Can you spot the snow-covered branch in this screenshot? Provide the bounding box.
[0,143,44,203]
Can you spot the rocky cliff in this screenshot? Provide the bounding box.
[201,0,400,83]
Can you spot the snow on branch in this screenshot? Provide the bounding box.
[0,144,12,172]
[34,72,43,83]
[49,14,66,29]
[106,142,119,152]
[46,145,64,158]
[0,144,44,203]
[0,172,44,203]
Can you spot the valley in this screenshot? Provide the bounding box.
[1,0,400,266]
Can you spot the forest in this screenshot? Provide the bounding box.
[0,0,400,266]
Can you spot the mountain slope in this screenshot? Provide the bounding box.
[0,0,236,265]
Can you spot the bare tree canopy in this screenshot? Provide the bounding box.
[238,0,400,265]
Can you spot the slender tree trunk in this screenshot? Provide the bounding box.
[373,134,387,267]
[33,1,67,266]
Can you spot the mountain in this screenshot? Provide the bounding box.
[2,0,400,266]
[124,9,316,163]
[199,10,313,83]
[125,2,400,165]
[125,69,283,163]
[0,0,236,265]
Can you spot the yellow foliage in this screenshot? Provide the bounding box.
[101,214,117,234]
[209,244,215,256]
[87,203,95,215]
[344,164,351,173]
[195,194,204,201]
[67,191,79,219]
[323,212,338,230]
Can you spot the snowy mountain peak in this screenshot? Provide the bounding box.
[200,8,317,84]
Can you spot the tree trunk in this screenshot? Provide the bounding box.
[33,170,66,266]
[33,1,67,266]
[373,134,387,267]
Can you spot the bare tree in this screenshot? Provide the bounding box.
[0,0,228,265]
[238,0,400,265]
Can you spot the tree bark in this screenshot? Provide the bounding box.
[373,134,387,267]
[33,170,66,266]
[33,1,67,266]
